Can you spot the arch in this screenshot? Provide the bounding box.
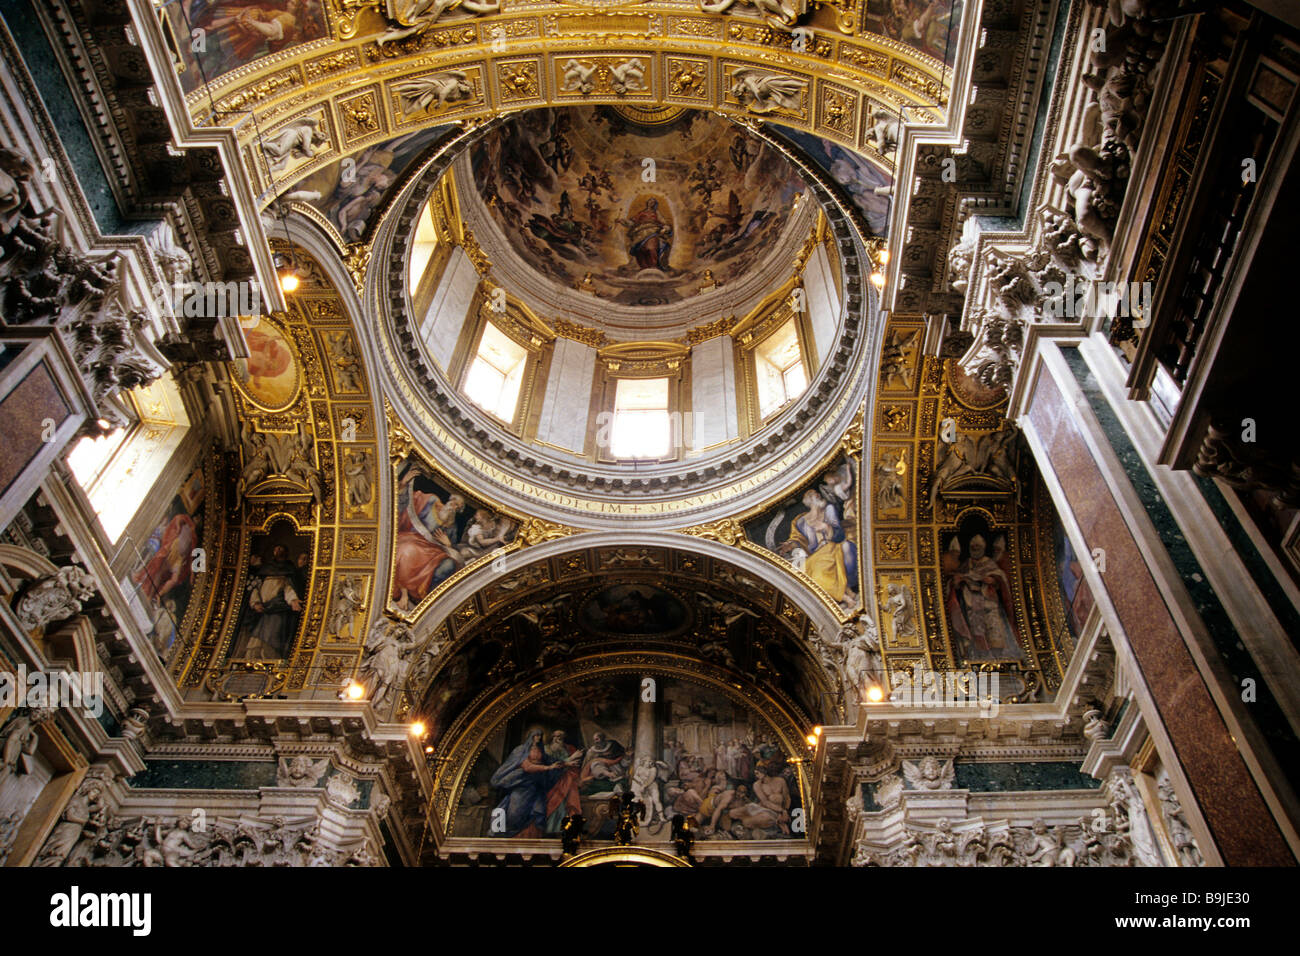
[402,529,842,644]
[558,845,690,867]
[355,112,878,530]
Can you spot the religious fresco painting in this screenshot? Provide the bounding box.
[1054,517,1095,639]
[234,321,300,409]
[941,513,1027,664]
[296,126,452,242]
[167,1,329,94]
[863,0,963,65]
[125,465,205,664]
[743,454,860,613]
[390,456,517,611]
[228,521,312,661]
[469,107,806,305]
[770,125,892,235]
[456,675,801,842]
[577,584,689,636]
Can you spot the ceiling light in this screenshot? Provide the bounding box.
[410,721,427,737]
[279,270,300,294]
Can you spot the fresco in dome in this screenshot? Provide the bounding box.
[470,107,807,306]
[863,0,964,65]
[455,674,801,842]
[743,453,861,614]
[167,1,329,94]
[770,125,892,237]
[291,126,452,243]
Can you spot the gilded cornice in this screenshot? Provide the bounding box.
[174,5,951,199]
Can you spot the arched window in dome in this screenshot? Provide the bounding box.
[463,321,529,424]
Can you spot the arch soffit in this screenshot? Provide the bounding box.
[175,12,948,205]
[400,530,843,649]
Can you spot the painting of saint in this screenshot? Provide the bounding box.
[127,467,205,662]
[170,1,328,93]
[463,676,802,842]
[488,727,585,837]
[234,323,299,409]
[1055,520,1095,637]
[230,524,311,660]
[620,195,673,271]
[390,458,516,610]
[942,520,1025,662]
[746,456,860,612]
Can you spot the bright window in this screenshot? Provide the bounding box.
[755,318,807,418]
[66,374,190,543]
[407,201,440,293]
[463,322,528,423]
[611,377,670,459]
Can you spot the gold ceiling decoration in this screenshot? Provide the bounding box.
[866,315,1081,700]
[177,244,384,697]
[162,4,951,208]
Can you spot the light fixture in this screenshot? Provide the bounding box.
[279,269,300,294]
[813,726,823,737]
[424,745,435,754]
[806,734,818,747]
[878,247,890,265]
[409,720,427,737]
[342,680,364,700]
[870,271,886,289]
[866,684,885,703]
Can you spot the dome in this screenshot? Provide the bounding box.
[374,108,879,528]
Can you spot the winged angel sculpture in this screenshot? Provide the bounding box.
[729,68,806,115]
[381,0,501,44]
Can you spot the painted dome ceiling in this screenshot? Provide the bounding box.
[468,106,808,308]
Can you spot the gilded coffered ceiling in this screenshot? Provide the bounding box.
[151,1,953,215]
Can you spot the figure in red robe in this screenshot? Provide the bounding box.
[944,533,1024,661]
